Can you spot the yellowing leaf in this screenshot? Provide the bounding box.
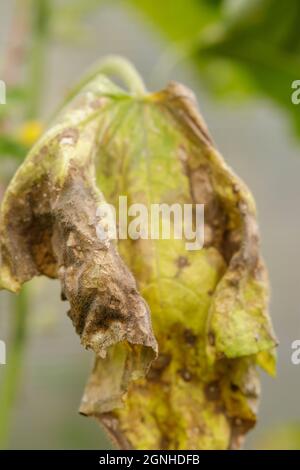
[0,76,157,403]
[0,67,277,450]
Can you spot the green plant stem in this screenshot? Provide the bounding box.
[0,289,28,448]
[97,55,146,95]
[26,0,50,119]
[56,55,147,117]
[0,0,49,449]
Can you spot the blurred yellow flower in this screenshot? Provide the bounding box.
[17,121,43,147]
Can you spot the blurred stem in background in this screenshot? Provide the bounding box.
[0,0,50,448]
[26,0,50,120]
[0,290,28,447]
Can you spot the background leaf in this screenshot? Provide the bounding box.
[129,0,300,136]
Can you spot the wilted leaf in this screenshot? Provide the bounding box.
[0,69,277,450]
[0,76,158,407]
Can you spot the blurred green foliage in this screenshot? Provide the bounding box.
[129,0,300,136]
[1,0,300,174]
[255,423,300,450]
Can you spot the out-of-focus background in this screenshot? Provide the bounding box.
[0,0,300,450]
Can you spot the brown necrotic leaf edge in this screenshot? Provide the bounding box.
[0,80,277,450]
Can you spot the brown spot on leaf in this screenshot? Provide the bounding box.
[148,353,171,381]
[208,331,215,346]
[176,256,190,269]
[178,368,192,382]
[205,381,221,401]
[183,328,197,346]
